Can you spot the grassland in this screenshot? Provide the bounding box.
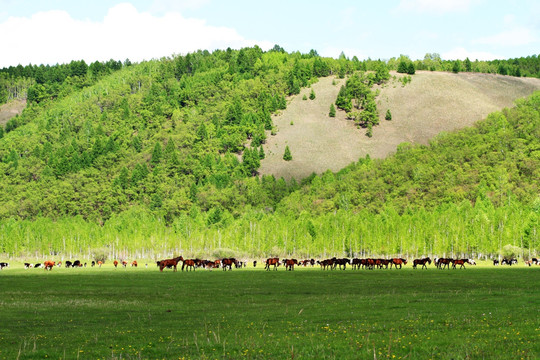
[259,72,540,180]
[0,265,538,359]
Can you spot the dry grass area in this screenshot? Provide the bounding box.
[0,99,26,126]
[259,71,540,180]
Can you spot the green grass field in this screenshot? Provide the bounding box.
[0,265,538,359]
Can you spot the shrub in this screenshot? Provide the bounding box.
[283,145,292,161]
[385,109,392,121]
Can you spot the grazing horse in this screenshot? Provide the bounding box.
[265,257,280,271]
[391,258,407,269]
[182,259,197,271]
[284,259,298,271]
[158,256,184,272]
[113,260,119,268]
[413,257,432,269]
[43,261,55,271]
[319,259,335,270]
[222,258,237,271]
[131,261,138,267]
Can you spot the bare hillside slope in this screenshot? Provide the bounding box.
[259,71,540,180]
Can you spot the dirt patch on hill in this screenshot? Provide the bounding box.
[0,99,26,126]
[259,72,540,181]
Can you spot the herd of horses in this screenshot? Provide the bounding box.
[1,256,538,272]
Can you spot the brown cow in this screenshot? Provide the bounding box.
[43,260,55,271]
[113,260,118,268]
[131,261,138,267]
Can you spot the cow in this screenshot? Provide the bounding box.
[122,260,128,268]
[65,260,73,268]
[0,262,9,270]
[131,261,138,267]
[97,261,103,268]
[91,261,96,267]
[34,263,42,268]
[73,260,81,267]
[253,260,257,268]
[493,259,499,266]
[24,262,33,269]
[113,260,118,268]
[43,261,55,270]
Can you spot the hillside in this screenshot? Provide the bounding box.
[260,71,540,180]
[0,99,25,126]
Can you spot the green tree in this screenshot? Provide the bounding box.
[464,57,472,72]
[385,109,392,120]
[452,60,461,73]
[329,103,336,117]
[283,145,292,161]
[151,142,162,166]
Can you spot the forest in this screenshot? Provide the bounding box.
[0,47,538,259]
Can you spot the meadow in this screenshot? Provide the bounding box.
[0,264,538,359]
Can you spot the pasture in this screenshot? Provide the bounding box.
[0,265,538,359]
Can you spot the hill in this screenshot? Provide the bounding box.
[259,71,540,180]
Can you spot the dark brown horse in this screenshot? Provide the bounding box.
[412,257,432,269]
[265,257,280,271]
[158,256,184,272]
[222,258,237,271]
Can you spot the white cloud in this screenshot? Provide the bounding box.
[473,27,537,47]
[397,0,477,14]
[0,2,270,67]
[441,47,501,61]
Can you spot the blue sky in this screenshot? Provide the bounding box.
[1,0,539,67]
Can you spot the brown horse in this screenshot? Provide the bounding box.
[391,258,407,269]
[182,259,197,271]
[158,256,184,272]
[284,259,298,271]
[412,257,432,269]
[265,257,280,271]
[222,258,237,271]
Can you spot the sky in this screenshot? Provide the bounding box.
[0,0,539,67]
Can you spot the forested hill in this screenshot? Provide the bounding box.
[0,47,369,223]
[0,47,539,257]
